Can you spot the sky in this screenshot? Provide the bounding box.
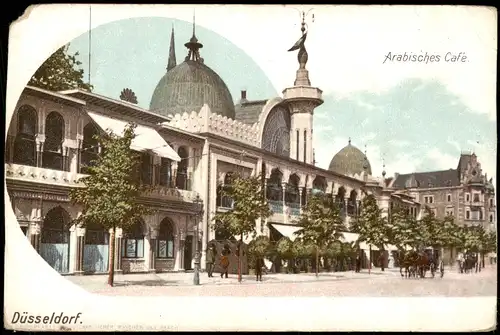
[8,5,497,182]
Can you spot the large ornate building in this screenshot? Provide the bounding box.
[5,21,496,275]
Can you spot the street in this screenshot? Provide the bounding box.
[68,265,497,297]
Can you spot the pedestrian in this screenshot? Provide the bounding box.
[255,256,264,281]
[206,244,216,278]
[355,255,362,273]
[220,249,230,278]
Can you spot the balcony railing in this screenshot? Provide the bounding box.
[286,202,301,217]
[5,163,199,203]
[141,185,199,202]
[5,163,85,187]
[268,200,283,214]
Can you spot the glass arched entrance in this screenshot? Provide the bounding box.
[83,222,110,273]
[40,206,71,273]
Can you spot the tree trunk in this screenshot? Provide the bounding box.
[369,245,372,275]
[315,245,319,277]
[108,226,116,287]
[238,234,243,283]
[381,249,385,271]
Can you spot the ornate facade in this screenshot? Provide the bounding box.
[5,21,496,275]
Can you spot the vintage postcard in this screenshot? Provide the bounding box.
[4,4,497,332]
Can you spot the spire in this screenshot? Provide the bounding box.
[288,9,315,86]
[363,145,369,170]
[382,157,386,178]
[167,24,177,71]
[184,9,204,62]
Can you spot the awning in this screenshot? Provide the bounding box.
[87,111,180,161]
[271,224,301,241]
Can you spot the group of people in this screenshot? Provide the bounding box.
[205,243,265,281]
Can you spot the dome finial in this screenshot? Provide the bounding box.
[348,137,351,145]
[363,145,368,170]
[382,156,386,178]
[185,8,203,62]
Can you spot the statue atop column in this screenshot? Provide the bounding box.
[287,9,314,86]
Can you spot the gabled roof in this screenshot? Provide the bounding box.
[392,169,460,189]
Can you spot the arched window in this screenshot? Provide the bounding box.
[348,190,358,216]
[220,172,234,208]
[261,106,291,157]
[43,112,65,170]
[80,122,100,174]
[122,220,145,258]
[41,206,70,244]
[13,105,37,166]
[285,174,300,205]
[40,206,71,273]
[337,187,346,216]
[157,218,174,258]
[159,157,173,187]
[85,222,109,245]
[176,146,189,190]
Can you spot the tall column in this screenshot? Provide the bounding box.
[62,146,70,172]
[149,228,158,273]
[175,228,184,271]
[29,221,42,253]
[281,182,287,215]
[6,135,15,163]
[74,225,85,275]
[114,228,123,273]
[36,140,44,167]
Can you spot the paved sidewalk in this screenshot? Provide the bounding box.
[68,268,400,290]
[67,265,496,291]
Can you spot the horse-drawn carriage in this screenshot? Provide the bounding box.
[398,248,444,279]
[457,251,479,274]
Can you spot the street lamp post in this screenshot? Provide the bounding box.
[193,195,204,285]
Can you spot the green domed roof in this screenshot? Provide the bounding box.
[149,27,235,119]
[149,60,235,119]
[328,140,372,176]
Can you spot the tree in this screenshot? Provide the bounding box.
[69,123,149,286]
[482,230,497,266]
[389,204,420,252]
[29,44,93,92]
[351,194,389,273]
[247,235,272,271]
[212,174,272,282]
[276,237,297,273]
[293,238,316,272]
[293,193,344,277]
[419,207,448,259]
[441,215,460,265]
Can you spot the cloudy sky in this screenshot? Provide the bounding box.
[8,5,497,182]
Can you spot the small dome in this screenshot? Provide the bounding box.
[150,60,235,119]
[329,140,372,176]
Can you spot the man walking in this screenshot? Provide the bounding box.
[255,256,264,281]
[206,244,216,278]
[220,249,230,278]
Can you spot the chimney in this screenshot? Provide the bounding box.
[241,90,247,101]
[394,172,399,180]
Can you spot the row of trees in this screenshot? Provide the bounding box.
[61,123,496,285]
[215,174,497,277]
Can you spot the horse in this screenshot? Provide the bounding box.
[398,250,419,278]
[399,250,434,278]
[462,252,478,274]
